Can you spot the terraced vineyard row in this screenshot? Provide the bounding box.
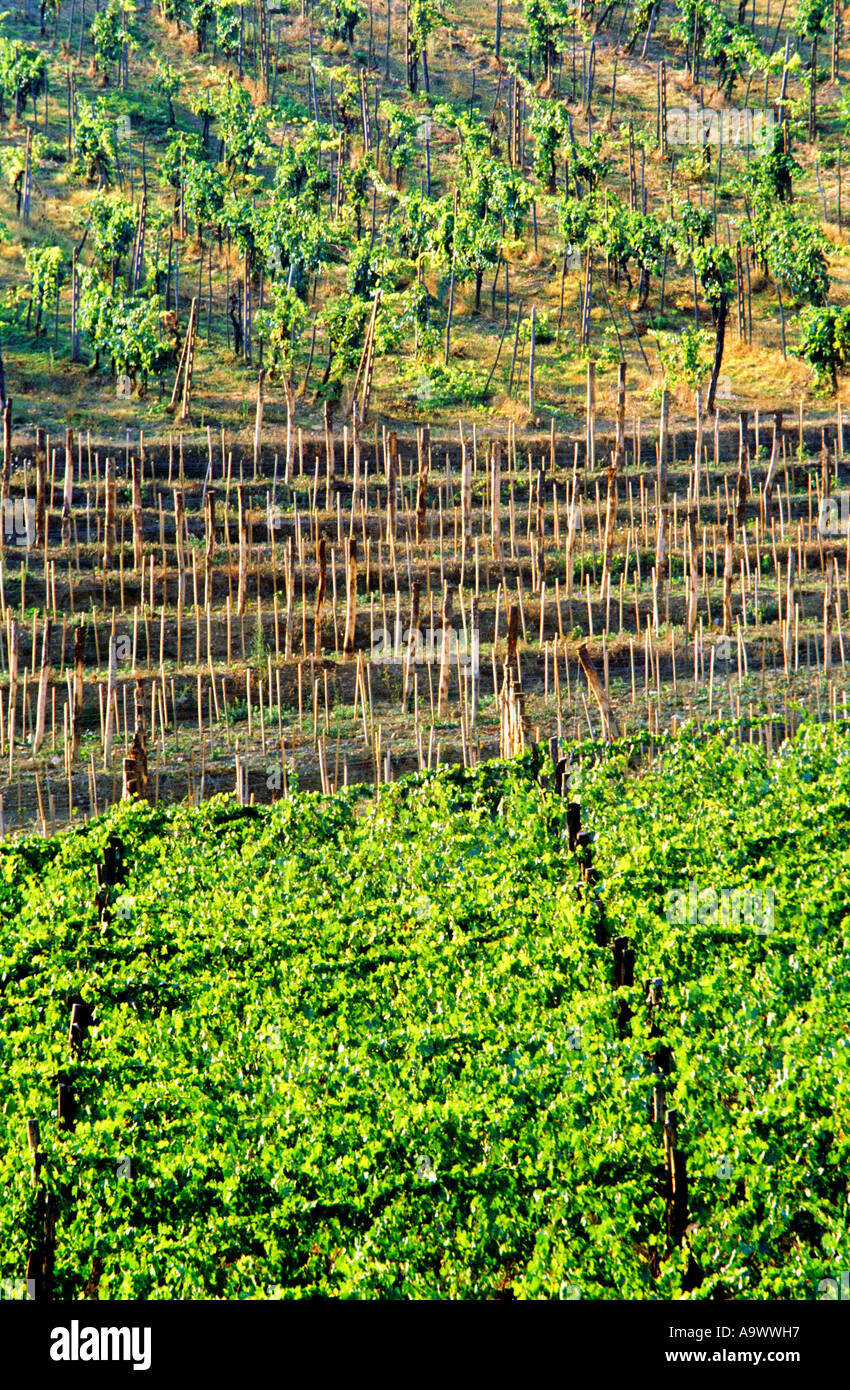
[1,723,848,1298]
[2,403,850,837]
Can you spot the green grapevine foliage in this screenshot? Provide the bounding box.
[794,304,850,388]
[1,731,849,1297]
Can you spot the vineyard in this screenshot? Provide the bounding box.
[0,0,849,1318]
[1,727,848,1299]
[1,409,850,837]
[0,0,849,831]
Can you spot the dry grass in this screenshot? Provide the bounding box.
[242,75,271,108]
[495,395,533,423]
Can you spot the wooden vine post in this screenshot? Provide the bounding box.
[122,679,148,800]
[415,426,429,543]
[236,486,247,618]
[613,934,635,1035]
[601,362,625,602]
[72,623,84,762]
[314,536,327,657]
[61,428,73,548]
[342,537,358,656]
[686,511,699,635]
[32,618,52,757]
[490,438,502,562]
[460,432,472,565]
[170,297,198,420]
[658,390,669,502]
[722,510,735,635]
[402,579,420,710]
[253,368,265,475]
[25,1117,55,1301]
[578,641,618,741]
[437,583,454,716]
[664,1109,689,1248]
[35,427,46,546]
[103,456,116,569]
[103,631,118,769]
[95,833,127,928]
[131,457,143,570]
[2,400,11,483]
[204,491,215,608]
[386,430,397,545]
[7,619,18,775]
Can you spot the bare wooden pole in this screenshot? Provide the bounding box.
[343,536,358,656]
[386,429,397,545]
[402,579,420,710]
[314,535,327,657]
[236,485,247,618]
[578,641,618,740]
[686,510,699,635]
[61,428,73,548]
[437,583,454,716]
[103,456,116,569]
[722,510,735,635]
[131,457,143,570]
[253,368,265,476]
[31,618,52,756]
[415,426,430,545]
[35,427,46,546]
[103,630,117,769]
[72,623,84,762]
